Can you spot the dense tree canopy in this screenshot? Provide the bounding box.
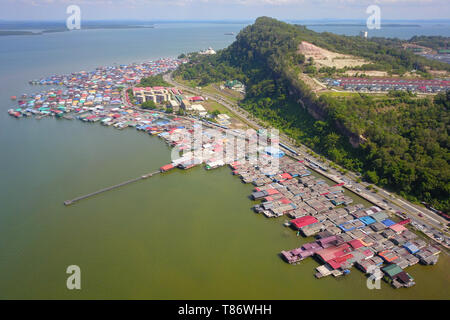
[141,100,156,109]
[407,36,449,51]
[138,75,171,87]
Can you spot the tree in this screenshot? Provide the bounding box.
[365,170,380,184]
[138,75,171,87]
[304,65,317,75]
[295,53,305,64]
[141,100,156,109]
[313,120,327,133]
[211,109,221,117]
[324,132,340,150]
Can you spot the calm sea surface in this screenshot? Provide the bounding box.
[0,22,449,299]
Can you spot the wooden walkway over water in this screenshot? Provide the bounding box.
[64,170,160,206]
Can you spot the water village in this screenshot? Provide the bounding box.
[234,156,441,288]
[6,57,442,290]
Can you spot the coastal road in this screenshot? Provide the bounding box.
[162,71,449,248]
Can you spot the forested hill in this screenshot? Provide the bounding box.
[175,17,450,212]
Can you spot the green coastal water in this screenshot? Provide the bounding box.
[1,117,449,299]
[0,23,449,299]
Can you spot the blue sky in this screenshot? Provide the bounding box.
[1,0,449,21]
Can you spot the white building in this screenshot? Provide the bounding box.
[133,87,171,104]
[199,47,216,55]
[190,104,208,117]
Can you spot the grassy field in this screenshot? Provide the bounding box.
[212,85,243,103]
[202,100,233,116]
[319,91,398,98]
[173,76,257,129]
[174,76,199,88]
[174,76,243,103]
[319,91,362,98]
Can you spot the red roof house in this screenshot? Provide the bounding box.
[348,239,364,250]
[316,243,352,263]
[189,96,205,102]
[290,216,318,230]
[280,173,293,180]
[390,224,407,234]
[266,189,279,196]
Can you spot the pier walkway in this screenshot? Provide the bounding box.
[64,170,160,206]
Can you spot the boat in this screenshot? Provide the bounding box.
[11,111,22,118]
[224,32,235,35]
[205,160,225,170]
[178,158,202,170]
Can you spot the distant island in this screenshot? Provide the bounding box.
[305,23,421,27]
[0,22,154,36]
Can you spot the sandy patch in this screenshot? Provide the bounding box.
[298,41,367,69]
[299,73,327,92]
[429,69,450,77]
[344,70,389,77]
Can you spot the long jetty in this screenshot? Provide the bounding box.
[64,170,160,206]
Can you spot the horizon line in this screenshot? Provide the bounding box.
[1,18,450,23]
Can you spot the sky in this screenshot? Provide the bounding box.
[1,0,450,21]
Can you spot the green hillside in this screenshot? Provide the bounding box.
[175,17,450,212]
